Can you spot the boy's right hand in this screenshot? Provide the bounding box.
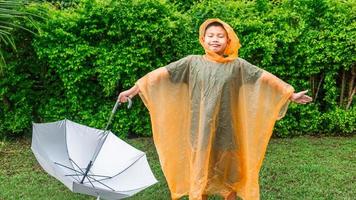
[118,90,132,103]
[117,84,140,103]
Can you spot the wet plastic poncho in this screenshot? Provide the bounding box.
[135,19,294,200]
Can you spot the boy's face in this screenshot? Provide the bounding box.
[203,25,228,56]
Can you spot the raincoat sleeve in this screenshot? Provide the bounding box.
[135,60,191,199]
[259,71,294,120]
[240,59,294,120]
[135,56,191,109]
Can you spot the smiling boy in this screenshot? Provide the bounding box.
[118,19,312,200]
[204,22,228,56]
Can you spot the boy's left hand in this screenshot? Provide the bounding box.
[290,90,313,104]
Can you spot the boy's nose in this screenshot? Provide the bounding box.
[212,37,219,42]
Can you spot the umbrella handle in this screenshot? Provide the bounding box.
[89,98,133,173]
[105,97,132,131]
[112,97,132,114]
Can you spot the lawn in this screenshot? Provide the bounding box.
[0,136,355,200]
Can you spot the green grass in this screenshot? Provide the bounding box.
[0,136,355,200]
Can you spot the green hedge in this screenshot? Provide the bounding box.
[0,0,355,138]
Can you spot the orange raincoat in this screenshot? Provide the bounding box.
[136,19,294,200]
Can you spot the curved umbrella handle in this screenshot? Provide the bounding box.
[112,97,132,114]
[126,97,133,109]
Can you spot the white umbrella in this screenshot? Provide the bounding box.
[31,100,158,200]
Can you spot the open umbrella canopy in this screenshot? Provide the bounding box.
[31,119,157,200]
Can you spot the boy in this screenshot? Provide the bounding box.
[118,19,312,200]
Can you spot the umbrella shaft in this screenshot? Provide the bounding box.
[80,161,93,184]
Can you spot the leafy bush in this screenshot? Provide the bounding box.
[321,107,356,134]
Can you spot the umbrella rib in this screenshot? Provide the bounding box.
[110,154,146,179]
[69,158,86,173]
[82,169,113,184]
[83,176,112,184]
[69,160,99,191]
[69,158,101,184]
[69,157,83,182]
[86,175,116,191]
[85,175,98,190]
[81,166,98,191]
[65,174,82,177]
[54,162,82,182]
[54,162,83,174]
[87,169,112,178]
[69,158,86,182]
[86,174,112,178]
